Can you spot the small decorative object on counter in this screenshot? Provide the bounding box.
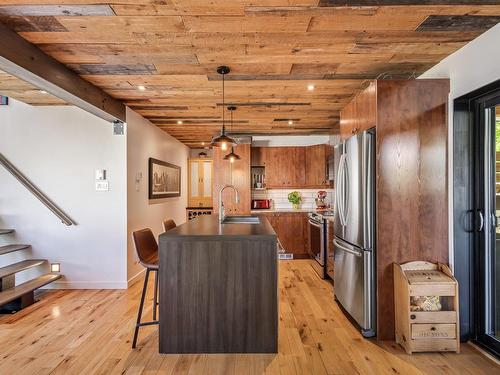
[315,190,328,209]
[394,261,459,354]
[288,191,302,209]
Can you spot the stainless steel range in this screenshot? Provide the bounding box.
[307,211,333,279]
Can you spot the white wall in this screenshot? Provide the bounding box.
[126,108,189,283]
[0,99,127,288]
[420,23,500,269]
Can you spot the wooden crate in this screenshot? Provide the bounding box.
[394,261,460,354]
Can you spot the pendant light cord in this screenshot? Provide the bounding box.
[221,72,225,134]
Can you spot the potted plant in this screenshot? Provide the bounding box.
[288,191,302,210]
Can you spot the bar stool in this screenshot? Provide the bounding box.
[163,219,176,232]
[131,228,160,348]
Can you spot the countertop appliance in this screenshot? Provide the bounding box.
[252,199,271,209]
[308,212,330,279]
[333,128,376,337]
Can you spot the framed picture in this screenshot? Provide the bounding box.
[0,96,8,105]
[148,158,181,199]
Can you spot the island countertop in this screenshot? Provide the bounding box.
[159,214,276,239]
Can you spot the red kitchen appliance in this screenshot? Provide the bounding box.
[252,199,271,209]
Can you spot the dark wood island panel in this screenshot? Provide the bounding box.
[159,215,278,354]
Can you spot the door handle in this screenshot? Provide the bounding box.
[333,239,362,257]
[478,209,484,232]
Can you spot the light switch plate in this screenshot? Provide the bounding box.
[95,169,106,180]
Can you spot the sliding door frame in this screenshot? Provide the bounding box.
[454,79,500,357]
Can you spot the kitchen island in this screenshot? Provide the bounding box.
[158,215,278,354]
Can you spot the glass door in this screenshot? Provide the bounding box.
[477,101,500,356]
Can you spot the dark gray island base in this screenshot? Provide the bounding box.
[158,215,278,354]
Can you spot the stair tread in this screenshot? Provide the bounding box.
[0,244,31,255]
[0,274,61,306]
[0,229,14,235]
[0,259,46,279]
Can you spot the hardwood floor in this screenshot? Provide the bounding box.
[0,260,497,375]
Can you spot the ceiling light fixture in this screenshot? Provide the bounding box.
[138,85,146,91]
[288,120,293,125]
[40,90,48,94]
[211,66,236,151]
[177,120,183,124]
[201,141,205,146]
[307,84,315,91]
[224,106,241,163]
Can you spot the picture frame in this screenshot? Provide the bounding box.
[148,158,181,199]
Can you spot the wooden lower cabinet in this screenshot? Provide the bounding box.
[262,212,309,258]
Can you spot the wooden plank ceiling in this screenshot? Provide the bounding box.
[0,1,499,147]
[0,69,66,105]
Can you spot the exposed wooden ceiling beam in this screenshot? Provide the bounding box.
[0,22,125,122]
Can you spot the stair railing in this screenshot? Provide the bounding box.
[0,152,76,226]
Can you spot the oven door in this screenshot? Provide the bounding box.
[308,218,325,265]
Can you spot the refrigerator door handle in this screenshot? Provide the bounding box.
[335,155,344,226]
[343,155,350,226]
[333,239,362,257]
[337,154,346,226]
[363,131,373,250]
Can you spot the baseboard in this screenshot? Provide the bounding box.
[41,280,128,290]
[127,268,146,288]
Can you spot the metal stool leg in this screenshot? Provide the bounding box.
[153,269,158,321]
[132,268,150,348]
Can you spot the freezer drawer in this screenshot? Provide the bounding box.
[333,237,375,336]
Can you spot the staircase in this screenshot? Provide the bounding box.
[0,228,61,313]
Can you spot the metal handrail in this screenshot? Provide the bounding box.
[0,152,76,226]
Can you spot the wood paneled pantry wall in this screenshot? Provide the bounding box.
[340,79,450,340]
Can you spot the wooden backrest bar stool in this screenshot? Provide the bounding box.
[163,219,176,232]
[131,228,160,348]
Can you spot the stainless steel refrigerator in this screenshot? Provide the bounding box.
[333,128,376,337]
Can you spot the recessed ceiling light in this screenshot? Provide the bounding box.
[138,85,146,91]
[288,120,293,125]
[307,84,315,91]
[201,141,205,146]
[177,120,183,124]
[40,90,48,94]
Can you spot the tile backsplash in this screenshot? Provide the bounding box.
[252,189,335,210]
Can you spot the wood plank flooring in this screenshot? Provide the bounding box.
[0,260,497,374]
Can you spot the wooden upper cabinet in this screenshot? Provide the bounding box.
[212,144,251,215]
[340,81,377,140]
[188,158,213,208]
[251,146,265,166]
[305,144,331,187]
[251,145,330,189]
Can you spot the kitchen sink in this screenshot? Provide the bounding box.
[222,215,261,224]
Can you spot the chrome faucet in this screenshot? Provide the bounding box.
[219,184,240,223]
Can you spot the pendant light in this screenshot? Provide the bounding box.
[224,106,241,163]
[211,66,236,151]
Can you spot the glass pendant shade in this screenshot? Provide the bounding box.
[223,106,240,162]
[211,133,235,149]
[223,146,241,163]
